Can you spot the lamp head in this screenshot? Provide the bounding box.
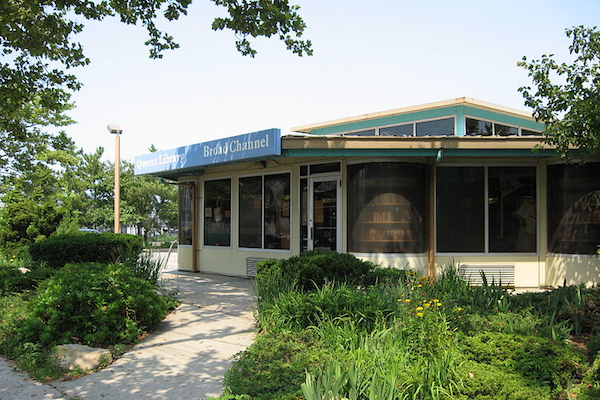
[107,124,123,134]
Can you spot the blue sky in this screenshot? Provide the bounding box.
[60,0,600,161]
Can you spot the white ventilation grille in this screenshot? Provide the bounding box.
[246,257,269,277]
[458,264,515,288]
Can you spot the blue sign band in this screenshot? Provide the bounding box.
[134,128,281,175]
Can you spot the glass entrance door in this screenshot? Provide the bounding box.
[309,178,341,252]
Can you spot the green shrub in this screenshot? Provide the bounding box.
[364,266,409,286]
[224,330,324,400]
[256,252,376,293]
[461,331,584,391]
[0,261,54,295]
[458,360,551,400]
[123,250,165,285]
[28,233,143,269]
[1,263,175,352]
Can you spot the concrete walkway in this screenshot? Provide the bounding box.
[0,268,256,400]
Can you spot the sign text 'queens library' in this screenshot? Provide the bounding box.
[134,129,281,176]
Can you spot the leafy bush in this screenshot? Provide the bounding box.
[256,252,376,292]
[461,331,584,391]
[0,260,54,295]
[458,360,551,400]
[28,233,143,269]
[224,330,324,400]
[1,263,176,353]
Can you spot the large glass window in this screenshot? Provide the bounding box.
[348,162,427,253]
[436,166,537,253]
[548,163,600,254]
[416,118,454,136]
[466,117,524,137]
[179,184,194,246]
[466,118,493,136]
[239,176,262,248]
[264,174,291,249]
[203,179,231,246]
[488,167,537,252]
[239,173,290,250]
[436,168,485,252]
[380,124,413,136]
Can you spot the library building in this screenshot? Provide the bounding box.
[135,98,600,290]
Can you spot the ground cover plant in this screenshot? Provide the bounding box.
[0,247,177,381]
[216,253,600,400]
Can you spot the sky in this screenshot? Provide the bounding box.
[58,0,600,162]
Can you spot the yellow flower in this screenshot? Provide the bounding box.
[417,284,423,288]
[433,299,439,303]
[405,299,411,303]
[457,307,463,312]
[436,303,442,307]
[424,303,431,308]
[416,312,424,317]
[416,306,424,311]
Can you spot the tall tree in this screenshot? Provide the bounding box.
[0,133,80,246]
[0,0,312,177]
[519,26,600,161]
[120,161,178,239]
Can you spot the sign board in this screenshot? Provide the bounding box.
[134,128,281,175]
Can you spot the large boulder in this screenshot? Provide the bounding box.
[54,344,112,371]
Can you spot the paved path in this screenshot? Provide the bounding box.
[0,258,256,400]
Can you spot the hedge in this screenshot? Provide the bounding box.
[28,233,143,269]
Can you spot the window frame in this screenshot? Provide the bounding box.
[203,177,233,248]
[178,182,195,247]
[238,170,292,252]
[346,161,429,255]
[435,164,540,256]
[465,115,542,137]
[334,116,457,137]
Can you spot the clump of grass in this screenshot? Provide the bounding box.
[220,255,600,400]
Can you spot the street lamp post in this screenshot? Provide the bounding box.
[107,124,123,233]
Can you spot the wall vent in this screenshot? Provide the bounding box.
[458,264,515,288]
[246,257,269,277]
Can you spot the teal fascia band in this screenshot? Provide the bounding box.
[463,106,544,131]
[283,148,559,158]
[311,107,460,135]
[308,105,544,136]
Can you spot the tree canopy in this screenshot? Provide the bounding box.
[0,0,312,177]
[519,26,600,161]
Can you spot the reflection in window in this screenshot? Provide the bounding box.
[495,123,519,136]
[204,179,231,246]
[436,167,485,252]
[348,162,427,253]
[548,163,600,254]
[300,178,308,252]
[466,118,493,136]
[264,174,291,249]
[345,129,376,136]
[179,185,193,246]
[239,176,262,248]
[416,118,454,136]
[488,167,536,252]
[436,166,537,253]
[521,129,542,136]
[238,173,291,250]
[380,124,413,136]
[466,117,520,137]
